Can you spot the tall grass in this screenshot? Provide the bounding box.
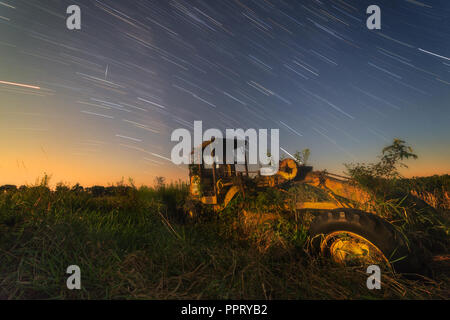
[0,176,448,299]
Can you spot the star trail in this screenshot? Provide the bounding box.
[0,0,449,186]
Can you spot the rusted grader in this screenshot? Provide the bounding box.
[185,138,426,274]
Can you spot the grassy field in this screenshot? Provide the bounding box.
[0,175,448,300]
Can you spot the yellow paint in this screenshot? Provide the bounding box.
[321,231,389,266]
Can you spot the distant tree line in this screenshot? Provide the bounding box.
[0,184,135,197]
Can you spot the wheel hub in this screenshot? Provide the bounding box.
[321,231,389,266]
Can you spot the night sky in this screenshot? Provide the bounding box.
[0,0,449,187]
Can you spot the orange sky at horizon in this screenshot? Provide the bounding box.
[1,0,450,190]
[0,142,447,188]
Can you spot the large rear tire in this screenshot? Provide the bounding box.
[309,208,427,274]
